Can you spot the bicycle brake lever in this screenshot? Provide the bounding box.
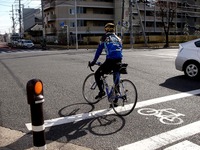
[88,61,94,72]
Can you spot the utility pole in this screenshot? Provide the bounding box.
[135,0,147,46]
[121,0,124,40]
[19,0,22,38]
[129,0,133,49]
[41,0,46,49]
[75,0,78,50]
[12,5,15,33]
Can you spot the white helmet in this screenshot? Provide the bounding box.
[104,23,115,32]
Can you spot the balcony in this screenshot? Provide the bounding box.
[69,26,105,34]
[77,1,114,8]
[46,27,56,34]
[77,14,114,20]
[44,1,55,11]
[47,14,56,22]
[138,27,183,33]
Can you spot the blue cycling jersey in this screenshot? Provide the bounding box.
[93,33,123,62]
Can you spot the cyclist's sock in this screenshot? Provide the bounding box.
[95,91,105,99]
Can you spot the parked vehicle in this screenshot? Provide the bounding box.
[7,33,20,47]
[17,39,34,49]
[175,38,200,79]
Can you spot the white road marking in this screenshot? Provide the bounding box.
[25,89,200,131]
[138,108,185,125]
[142,54,175,59]
[118,121,200,150]
[26,108,116,131]
[136,89,200,108]
[164,140,200,150]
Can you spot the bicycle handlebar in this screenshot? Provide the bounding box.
[88,61,102,72]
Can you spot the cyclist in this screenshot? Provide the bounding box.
[89,23,123,106]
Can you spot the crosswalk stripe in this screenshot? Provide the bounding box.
[164,140,200,150]
[118,121,200,150]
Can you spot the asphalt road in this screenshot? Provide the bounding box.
[1,46,200,150]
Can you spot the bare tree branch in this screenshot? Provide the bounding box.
[155,0,176,47]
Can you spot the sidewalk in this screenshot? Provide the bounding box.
[0,126,92,150]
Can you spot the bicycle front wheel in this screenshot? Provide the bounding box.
[82,73,101,104]
[111,79,137,116]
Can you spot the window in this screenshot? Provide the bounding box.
[77,7,86,14]
[195,41,200,47]
[146,11,153,16]
[77,20,86,26]
[93,8,113,14]
[70,8,75,15]
[70,7,86,14]
[70,22,75,27]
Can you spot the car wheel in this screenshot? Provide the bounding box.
[184,62,200,78]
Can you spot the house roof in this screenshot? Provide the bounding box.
[31,24,43,31]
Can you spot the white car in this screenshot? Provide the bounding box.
[175,38,200,78]
[18,39,34,49]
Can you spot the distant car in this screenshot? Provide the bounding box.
[175,38,200,78]
[18,39,34,49]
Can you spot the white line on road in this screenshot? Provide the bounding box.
[135,89,200,108]
[25,89,200,131]
[164,140,200,150]
[141,54,175,59]
[118,121,200,150]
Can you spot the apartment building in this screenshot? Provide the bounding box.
[44,0,119,44]
[130,0,200,36]
[43,0,200,44]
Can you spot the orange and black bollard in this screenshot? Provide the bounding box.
[26,79,46,150]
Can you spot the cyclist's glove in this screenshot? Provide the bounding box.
[89,61,95,66]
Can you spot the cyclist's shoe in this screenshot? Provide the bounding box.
[95,91,105,99]
[109,103,118,108]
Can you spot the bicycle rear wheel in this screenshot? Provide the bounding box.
[111,79,137,116]
[82,73,101,104]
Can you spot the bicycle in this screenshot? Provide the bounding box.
[82,62,138,116]
[138,108,185,125]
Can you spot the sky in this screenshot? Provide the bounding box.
[0,0,41,34]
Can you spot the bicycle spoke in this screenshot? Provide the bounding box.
[111,79,137,116]
[82,73,101,104]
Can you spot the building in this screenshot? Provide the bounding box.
[130,0,200,35]
[22,8,43,41]
[43,0,200,44]
[23,8,41,32]
[44,0,118,44]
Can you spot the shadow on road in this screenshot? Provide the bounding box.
[3,103,125,150]
[160,75,200,92]
[46,102,125,141]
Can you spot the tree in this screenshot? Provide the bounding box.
[155,0,176,48]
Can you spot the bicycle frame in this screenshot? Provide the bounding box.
[84,61,137,116]
[101,71,121,101]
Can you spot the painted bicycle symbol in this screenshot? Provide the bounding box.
[138,108,185,125]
